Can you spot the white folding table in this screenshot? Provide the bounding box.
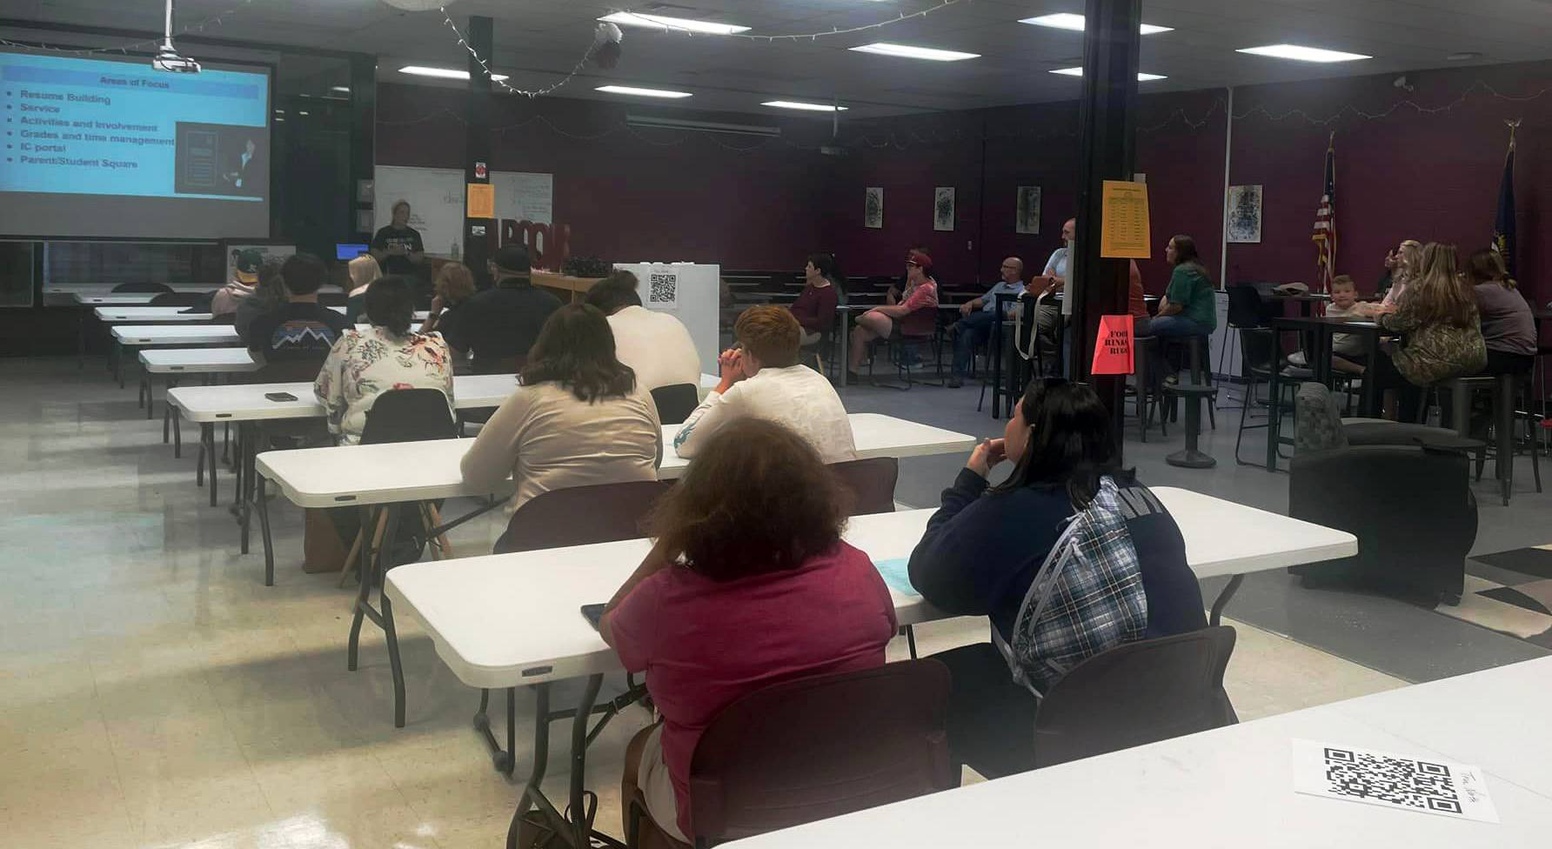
[166,374,523,552]
[726,656,1552,849]
[94,306,214,323]
[138,347,262,434]
[382,489,1357,845]
[108,325,243,388]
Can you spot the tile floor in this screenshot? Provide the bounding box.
[3,357,1539,848]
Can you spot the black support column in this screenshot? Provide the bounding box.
[1070,0,1142,442]
[348,53,376,241]
[463,15,494,287]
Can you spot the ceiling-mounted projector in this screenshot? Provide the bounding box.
[153,41,201,74]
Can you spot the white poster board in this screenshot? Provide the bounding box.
[614,262,721,375]
[372,166,555,260]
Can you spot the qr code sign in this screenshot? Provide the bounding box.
[1293,740,1498,823]
[647,270,678,308]
[1323,748,1461,814]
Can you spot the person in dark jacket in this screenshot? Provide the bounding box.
[908,378,1207,778]
[789,252,842,346]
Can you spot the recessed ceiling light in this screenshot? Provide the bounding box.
[762,100,849,112]
[1050,67,1167,81]
[298,111,309,116]
[595,84,694,99]
[399,65,509,81]
[849,42,980,62]
[598,12,750,35]
[1236,44,1371,63]
[1446,51,1482,61]
[1020,13,1172,35]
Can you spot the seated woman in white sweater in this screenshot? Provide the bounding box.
[460,304,662,514]
[673,305,855,463]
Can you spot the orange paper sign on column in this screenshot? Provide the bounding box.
[1091,314,1135,375]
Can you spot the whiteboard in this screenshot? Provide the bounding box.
[373,166,465,258]
[372,166,554,259]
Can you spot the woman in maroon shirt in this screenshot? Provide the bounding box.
[601,418,897,843]
[790,252,842,345]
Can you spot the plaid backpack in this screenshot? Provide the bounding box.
[993,476,1149,696]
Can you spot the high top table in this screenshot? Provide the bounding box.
[726,655,1552,849]
[381,488,1357,846]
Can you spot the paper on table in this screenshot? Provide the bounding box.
[874,557,919,598]
[1291,739,1498,823]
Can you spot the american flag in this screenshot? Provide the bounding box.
[1311,135,1337,293]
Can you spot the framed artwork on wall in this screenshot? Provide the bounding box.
[934,186,955,232]
[1227,184,1263,244]
[865,187,884,229]
[1016,186,1041,234]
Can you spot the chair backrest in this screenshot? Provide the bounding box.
[687,659,955,844]
[650,383,701,425]
[494,479,673,553]
[473,354,525,375]
[359,388,457,445]
[1226,284,1269,329]
[110,281,175,294]
[148,292,205,307]
[1294,381,1349,453]
[244,358,329,385]
[1032,625,1238,769]
[318,291,347,307]
[1236,325,1278,376]
[829,457,898,516]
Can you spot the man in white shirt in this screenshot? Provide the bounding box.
[1029,217,1075,373]
[586,271,701,393]
[674,305,856,463]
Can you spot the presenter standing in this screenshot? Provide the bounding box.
[371,200,426,277]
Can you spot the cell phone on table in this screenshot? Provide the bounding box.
[264,392,298,402]
[580,603,606,631]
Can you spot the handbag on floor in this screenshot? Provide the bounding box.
[302,508,349,574]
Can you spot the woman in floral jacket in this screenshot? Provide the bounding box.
[314,274,455,445]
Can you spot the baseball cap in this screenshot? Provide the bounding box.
[907,249,933,273]
[234,248,264,282]
[492,244,532,275]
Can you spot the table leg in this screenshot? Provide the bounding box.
[1209,574,1245,626]
[990,319,1004,419]
[837,309,849,388]
[347,505,372,674]
[173,407,184,458]
[504,675,607,849]
[256,475,275,586]
[114,341,124,388]
[204,424,219,506]
[381,591,407,729]
[1362,331,1381,417]
[239,423,258,554]
[1497,375,1514,505]
[474,688,520,775]
[345,503,408,728]
[1265,352,1281,473]
[78,312,87,370]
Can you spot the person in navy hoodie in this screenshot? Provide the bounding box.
[909,378,1208,778]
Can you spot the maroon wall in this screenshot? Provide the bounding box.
[378,59,1552,305]
[376,84,834,270]
[1226,62,1548,305]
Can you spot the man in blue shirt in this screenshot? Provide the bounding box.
[947,256,1027,388]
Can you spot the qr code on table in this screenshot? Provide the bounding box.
[1323,748,1461,814]
[647,269,678,308]
[1292,740,1498,823]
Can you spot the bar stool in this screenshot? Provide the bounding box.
[1164,382,1218,468]
[1130,335,1164,441]
[1162,335,1216,429]
[1433,373,1542,505]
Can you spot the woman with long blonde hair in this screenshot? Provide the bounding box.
[1372,243,1486,422]
[344,253,382,323]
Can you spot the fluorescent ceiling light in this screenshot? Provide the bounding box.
[599,12,750,35]
[1050,67,1167,81]
[1020,13,1172,35]
[1236,44,1371,63]
[595,84,693,99]
[850,42,979,62]
[399,65,509,81]
[330,86,351,94]
[763,100,848,112]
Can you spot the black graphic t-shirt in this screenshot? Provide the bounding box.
[246,302,352,362]
[371,225,425,275]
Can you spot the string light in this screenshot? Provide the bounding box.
[0,0,257,56]
[437,1,972,99]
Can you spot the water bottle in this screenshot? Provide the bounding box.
[450,240,461,260]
